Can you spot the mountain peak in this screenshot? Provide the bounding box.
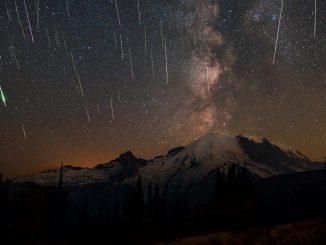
[188,132,243,161]
[117,151,136,160]
[194,132,235,145]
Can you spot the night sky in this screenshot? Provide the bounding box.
[1,0,326,177]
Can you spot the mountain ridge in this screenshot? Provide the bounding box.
[13,133,322,187]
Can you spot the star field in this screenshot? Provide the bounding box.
[0,0,326,177]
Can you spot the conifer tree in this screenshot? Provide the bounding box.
[227,164,237,183]
[97,200,104,225]
[58,162,64,192]
[153,183,160,213]
[113,198,120,225]
[0,173,2,190]
[147,179,153,207]
[213,168,222,203]
[136,175,144,210]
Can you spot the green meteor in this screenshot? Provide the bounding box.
[0,85,6,107]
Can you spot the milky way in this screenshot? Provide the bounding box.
[0,0,326,176]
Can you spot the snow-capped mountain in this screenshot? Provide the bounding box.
[13,133,321,188]
[14,151,147,186]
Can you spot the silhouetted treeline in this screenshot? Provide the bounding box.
[1,163,326,244]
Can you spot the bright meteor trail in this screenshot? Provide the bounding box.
[0,85,6,107]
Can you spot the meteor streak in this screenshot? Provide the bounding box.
[70,51,76,71]
[144,27,147,55]
[128,47,134,80]
[117,90,121,103]
[14,0,26,39]
[76,71,85,98]
[20,22,26,40]
[24,0,34,43]
[273,0,283,64]
[9,47,13,60]
[5,2,11,22]
[137,1,141,24]
[54,27,60,48]
[22,124,27,140]
[164,37,169,84]
[160,19,164,48]
[66,0,71,20]
[113,32,118,50]
[150,47,154,78]
[206,61,209,92]
[63,39,69,58]
[110,98,115,120]
[114,0,121,26]
[46,25,51,47]
[14,0,21,24]
[85,105,91,124]
[12,47,20,70]
[120,34,124,59]
[36,0,39,30]
[0,85,7,107]
[314,0,317,38]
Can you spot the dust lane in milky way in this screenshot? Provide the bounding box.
[0,0,326,177]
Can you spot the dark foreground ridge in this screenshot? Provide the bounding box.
[2,134,326,244]
[2,167,326,244]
